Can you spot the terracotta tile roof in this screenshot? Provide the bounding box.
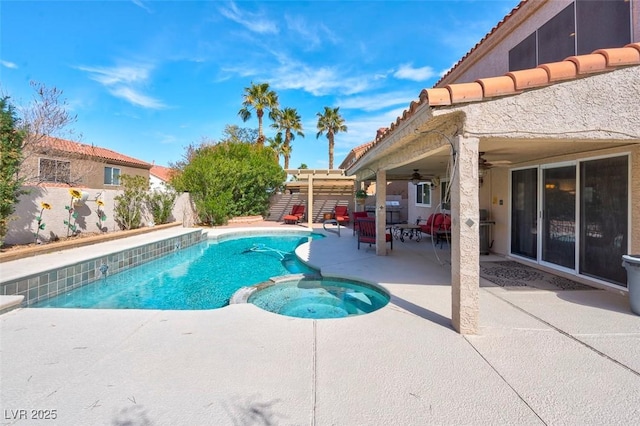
[150,165,176,182]
[338,140,375,169]
[38,136,152,169]
[353,43,640,167]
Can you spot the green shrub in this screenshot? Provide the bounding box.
[146,183,177,225]
[173,141,285,225]
[114,175,147,230]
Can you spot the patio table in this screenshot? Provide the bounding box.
[392,224,422,242]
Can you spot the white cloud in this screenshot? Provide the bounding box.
[284,15,337,49]
[267,55,372,96]
[338,91,417,112]
[77,64,151,85]
[154,132,180,145]
[109,87,166,109]
[393,64,437,82]
[131,0,152,13]
[219,1,278,35]
[77,63,166,109]
[336,107,407,150]
[1,60,18,69]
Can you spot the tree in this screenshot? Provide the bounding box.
[271,107,304,169]
[267,132,285,164]
[173,141,285,225]
[221,124,258,145]
[316,106,347,169]
[0,97,26,246]
[19,81,81,183]
[238,82,279,147]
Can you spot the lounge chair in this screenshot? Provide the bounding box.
[351,211,368,235]
[356,217,392,250]
[334,205,350,225]
[284,204,305,224]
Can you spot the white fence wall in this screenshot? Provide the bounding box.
[4,186,194,245]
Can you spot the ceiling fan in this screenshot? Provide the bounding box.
[479,152,493,170]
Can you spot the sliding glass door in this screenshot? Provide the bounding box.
[580,156,628,286]
[541,165,576,270]
[511,168,538,259]
[510,155,628,286]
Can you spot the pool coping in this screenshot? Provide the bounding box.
[229,272,391,305]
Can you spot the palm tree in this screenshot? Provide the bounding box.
[272,107,304,169]
[316,106,347,169]
[267,132,285,164]
[238,82,279,147]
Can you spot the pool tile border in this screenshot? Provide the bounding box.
[1,230,206,307]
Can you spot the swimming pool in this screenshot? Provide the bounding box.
[32,234,320,310]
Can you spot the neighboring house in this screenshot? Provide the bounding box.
[345,0,639,333]
[150,165,176,191]
[22,136,152,189]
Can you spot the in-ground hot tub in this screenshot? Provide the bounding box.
[231,275,390,319]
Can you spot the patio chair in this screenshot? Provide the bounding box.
[283,204,305,224]
[418,213,451,247]
[334,205,350,225]
[351,211,369,235]
[356,217,392,250]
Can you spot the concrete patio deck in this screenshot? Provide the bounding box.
[1,222,639,425]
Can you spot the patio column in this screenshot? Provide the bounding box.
[451,135,480,334]
[307,175,314,228]
[376,169,388,255]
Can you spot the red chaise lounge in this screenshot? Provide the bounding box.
[284,204,305,224]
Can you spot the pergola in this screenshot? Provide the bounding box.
[284,169,356,228]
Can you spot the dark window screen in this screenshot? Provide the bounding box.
[509,32,537,72]
[538,3,575,64]
[579,155,628,286]
[576,0,631,54]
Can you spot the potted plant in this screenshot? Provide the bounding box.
[355,189,367,205]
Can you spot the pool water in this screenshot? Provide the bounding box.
[32,234,319,310]
[248,277,390,319]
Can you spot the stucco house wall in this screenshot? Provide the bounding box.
[439,0,640,86]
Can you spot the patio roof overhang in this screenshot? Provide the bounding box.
[343,63,640,335]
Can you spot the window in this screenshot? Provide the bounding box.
[415,182,432,207]
[39,158,70,183]
[104,166,121,185]
[508,0,631,72]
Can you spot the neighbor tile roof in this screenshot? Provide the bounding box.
[354,43,640,166]
[150,165,176,182]
[40,136,152,169]
[338,140,374,169]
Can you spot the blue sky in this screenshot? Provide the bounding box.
[1,0,519,169]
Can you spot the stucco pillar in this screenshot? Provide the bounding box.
[307,176,314,228]
[451,135,479,334]
[376,169,388,255]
